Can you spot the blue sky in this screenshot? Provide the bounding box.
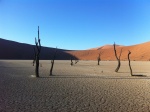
[0,0,150,50]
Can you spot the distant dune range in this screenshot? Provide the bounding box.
[0,38,150,61]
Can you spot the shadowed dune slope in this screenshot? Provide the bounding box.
[0,38,75,60]
[0,38,150,61]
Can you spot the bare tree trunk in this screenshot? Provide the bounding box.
[97,54,100,65]
[128,50,133,76]
[70,57,73,66]
[35,56,39,77]
[114,42,122,72]
[50,60,54,76]
[50,48,57,76]
[33,26,41,77]
[97,49,103,65]
[97,51,103,65]
[115,60,120,72]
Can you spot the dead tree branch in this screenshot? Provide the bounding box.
[114,42,122,72]
[33,26,41,77]
[73,55,79,64]
[97,50,103,65]
[70,57,73,66]
[50,48,57,76]
[128,50,133,76]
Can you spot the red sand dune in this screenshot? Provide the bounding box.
[0,38,150,61]
[67,42,150,61]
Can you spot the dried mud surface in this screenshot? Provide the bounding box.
[0,60,150,112]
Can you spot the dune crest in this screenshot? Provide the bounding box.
[88,44,124,50]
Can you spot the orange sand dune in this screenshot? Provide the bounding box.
[88,44,124,50]
[68,42,150,61]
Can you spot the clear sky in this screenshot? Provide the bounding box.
[0,0,150,50]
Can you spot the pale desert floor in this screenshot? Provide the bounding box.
[0,60,150,112]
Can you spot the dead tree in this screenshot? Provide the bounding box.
[114,42,122,72]
[128,50,133,76]
[75,60,79,64]
[70,57,73,66]
[97,51,103,65]
[33,26,41,77]
[97,54,100,65]
[50,48,57,76]
[74,55,79,64]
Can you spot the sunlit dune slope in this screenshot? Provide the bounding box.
[67,42,150,61]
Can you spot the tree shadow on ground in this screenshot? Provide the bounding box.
[132,74,147,77]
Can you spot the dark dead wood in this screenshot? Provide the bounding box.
[50,48,57,76]
[114,42,122,72]
[128,50,133,76]
[33,26,41,77]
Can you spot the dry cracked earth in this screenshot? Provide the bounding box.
[0,60,150,112]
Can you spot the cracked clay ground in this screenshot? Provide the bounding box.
[0,60,150,112]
